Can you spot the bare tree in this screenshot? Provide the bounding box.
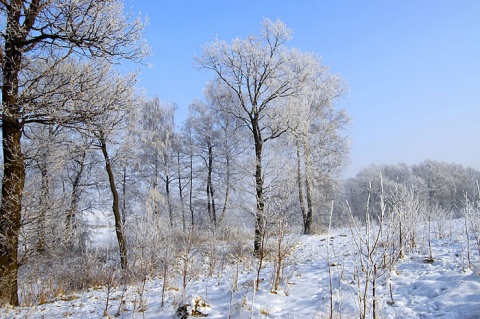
[291,74,349,234]
[64,136,91,246]
[84,67,138,271]
[203,81,245,226]
[136,98,177,226]
[17,122,80,269]
[187,100,221,227]
[196,18,329,255]
[0,0,146,305]
[179,115,197,229]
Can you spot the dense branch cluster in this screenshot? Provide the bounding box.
[0,0,147,306]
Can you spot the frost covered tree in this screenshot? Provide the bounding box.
[196,18,346,253]
[290,67,349,234]
[412,160,452,208]
[186,100,219,226]
[343,161,480,222]
[136,98,177,226]
[22,121,95,254]
[179,113,197,228]
[411,160,477,211]
[203,82,244,226]
[19,123,72,262]
[198,19,295,253]
[185,94,242,229]
[83,67,138,271]
[0,0,146,305]
[63,132,93,247]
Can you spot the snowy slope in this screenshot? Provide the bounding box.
[2,219,480,318]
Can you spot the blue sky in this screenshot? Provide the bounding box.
[124,0,480,177]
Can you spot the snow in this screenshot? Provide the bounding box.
[3,219,480,318]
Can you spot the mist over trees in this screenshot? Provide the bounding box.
[0,8,479,314]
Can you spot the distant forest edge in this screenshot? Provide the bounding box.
[338,160,480,226]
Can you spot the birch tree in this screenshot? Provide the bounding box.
[0,0,146,305]
[291,75,349,233]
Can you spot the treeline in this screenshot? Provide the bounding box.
[339,160,480,224]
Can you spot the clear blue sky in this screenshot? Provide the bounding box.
[124,0,480,177]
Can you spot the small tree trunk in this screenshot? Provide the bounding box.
[218,149,231,225]
[66,149,86,246]
[207,183,213,222]
[152,157,160,215]
[164,154,174,227]
[304,145,314,235]
[372,264,378,319]
[177,151,187,232]
[36,162,50,253]
[208,143,217,227]
[100,138,128,270]
[165,174,173,227]
[189,152,195,228]
[295,139,308,234]
[121,166,127,226]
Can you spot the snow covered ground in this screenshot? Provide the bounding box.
[2,219,480,318]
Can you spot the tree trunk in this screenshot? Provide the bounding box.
[189,152,195,228]
[304,144,314,235]
[295,139,309,234]
[0,3,25,304]
[0,121,24,306]
[218,151,231,225]
[206,183,212,223]
[37,162,49,253]
[100,139,128,270]
[206,142,216,227]
[165,174,174,227]
[252,117,265,256]
[164,154,174,227]
[121,166,127,226]
[177,151,187,232]
[66,149,86,246]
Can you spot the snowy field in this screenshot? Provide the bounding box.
[2,219,480,318]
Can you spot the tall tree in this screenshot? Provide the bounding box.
[292,78,349,233]
[0,0,146,305]
[196,18,339,254]
[84,67,138,271]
